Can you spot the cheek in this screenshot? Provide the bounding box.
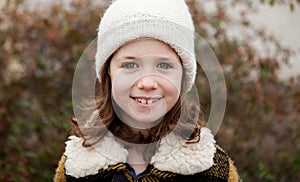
[112,76,129,93]
[163,71,182,96]
[111,73,133,101]
[160,76,182,109]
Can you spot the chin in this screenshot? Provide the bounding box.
[123,113,164,129]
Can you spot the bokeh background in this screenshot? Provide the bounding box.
[0,0,300,181]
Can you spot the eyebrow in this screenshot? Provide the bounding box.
[119,56,136,60]
[117,55,179,62]
[156,57,176,61]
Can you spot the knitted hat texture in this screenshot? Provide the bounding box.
[95,0,196,91]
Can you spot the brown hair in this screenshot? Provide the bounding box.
[71,56,205,159]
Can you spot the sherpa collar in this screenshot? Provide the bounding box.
[64,127,216,178]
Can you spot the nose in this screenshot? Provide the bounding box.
[136,76,158,90]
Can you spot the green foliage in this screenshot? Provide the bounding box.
[190,1,300,181]
[0,0,105,181]
[0,0,299,181]
[258,162,275,181]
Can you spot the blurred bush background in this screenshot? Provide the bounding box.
[0,0,299,181]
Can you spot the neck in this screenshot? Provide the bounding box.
[126,145,149,174]
[126,145,147,164]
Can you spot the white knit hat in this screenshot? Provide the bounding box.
[95,0,196,91]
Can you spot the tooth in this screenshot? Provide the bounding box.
[135,97,159,105]
[141,99,146,104]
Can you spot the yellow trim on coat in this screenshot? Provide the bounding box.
[228,158,240,182]
[54,155,67,182]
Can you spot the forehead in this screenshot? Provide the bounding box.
[112,38,180,60]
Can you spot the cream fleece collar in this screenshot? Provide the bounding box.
[64,127,216,178]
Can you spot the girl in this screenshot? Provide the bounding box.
[54,0,239,181]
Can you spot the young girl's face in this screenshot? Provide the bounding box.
[109,39,183,128]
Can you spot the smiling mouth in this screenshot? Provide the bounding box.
[132,97,161,105]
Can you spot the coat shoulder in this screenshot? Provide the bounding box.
[199,144,240,182]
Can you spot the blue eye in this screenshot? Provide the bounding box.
[157,62,173,69]
[122,62,138,69]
